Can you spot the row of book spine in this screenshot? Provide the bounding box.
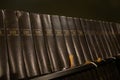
[0,9,120,80]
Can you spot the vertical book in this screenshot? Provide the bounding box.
[60,16,79,67]
[18,11,40,78]
[4,10,27,79]
[41,14,62,72]
[51,15,70,69]
[30,13,52,74]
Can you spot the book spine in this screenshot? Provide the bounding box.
[105,22,118,56]
[18,11,40,77]
[41,14,62,72]
[109,22,120,55]
[4,10,27,79]
[67,17,86,64]
[95,21,108,59]
[0,10,10,80]
[92,20,106,59]
[86,19,101,61]
[115,23,120,48]
[74,18,92,63]
[91,20,112,80]
[60,16,79,67]
[30,13,52,74]
[88,20,103,61]
[51,15,70,69]
[99,21,113,58]
[103,22,117,57]
[80,18,96,61]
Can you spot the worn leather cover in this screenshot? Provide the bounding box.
[0,10,10,80]
[51,15,70,69]
[30,13,52,74]
[4,10,27,79]
[67,17,85,65]
[60,16,79,67]
[18,11,40,77]
[41,14,62,72]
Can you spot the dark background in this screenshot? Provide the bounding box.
[0,0,120,22]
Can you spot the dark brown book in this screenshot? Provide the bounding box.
[30,13,52,74]
[80,18,98,61]
[0,10,10,80]
[41,14,62,72]
[67,17,86,64]
[4,10,27,79]
[60,16,79,67]
[18,11,40,77]
[51,15,70,69]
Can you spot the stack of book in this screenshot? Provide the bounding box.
[0,9,120,80]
